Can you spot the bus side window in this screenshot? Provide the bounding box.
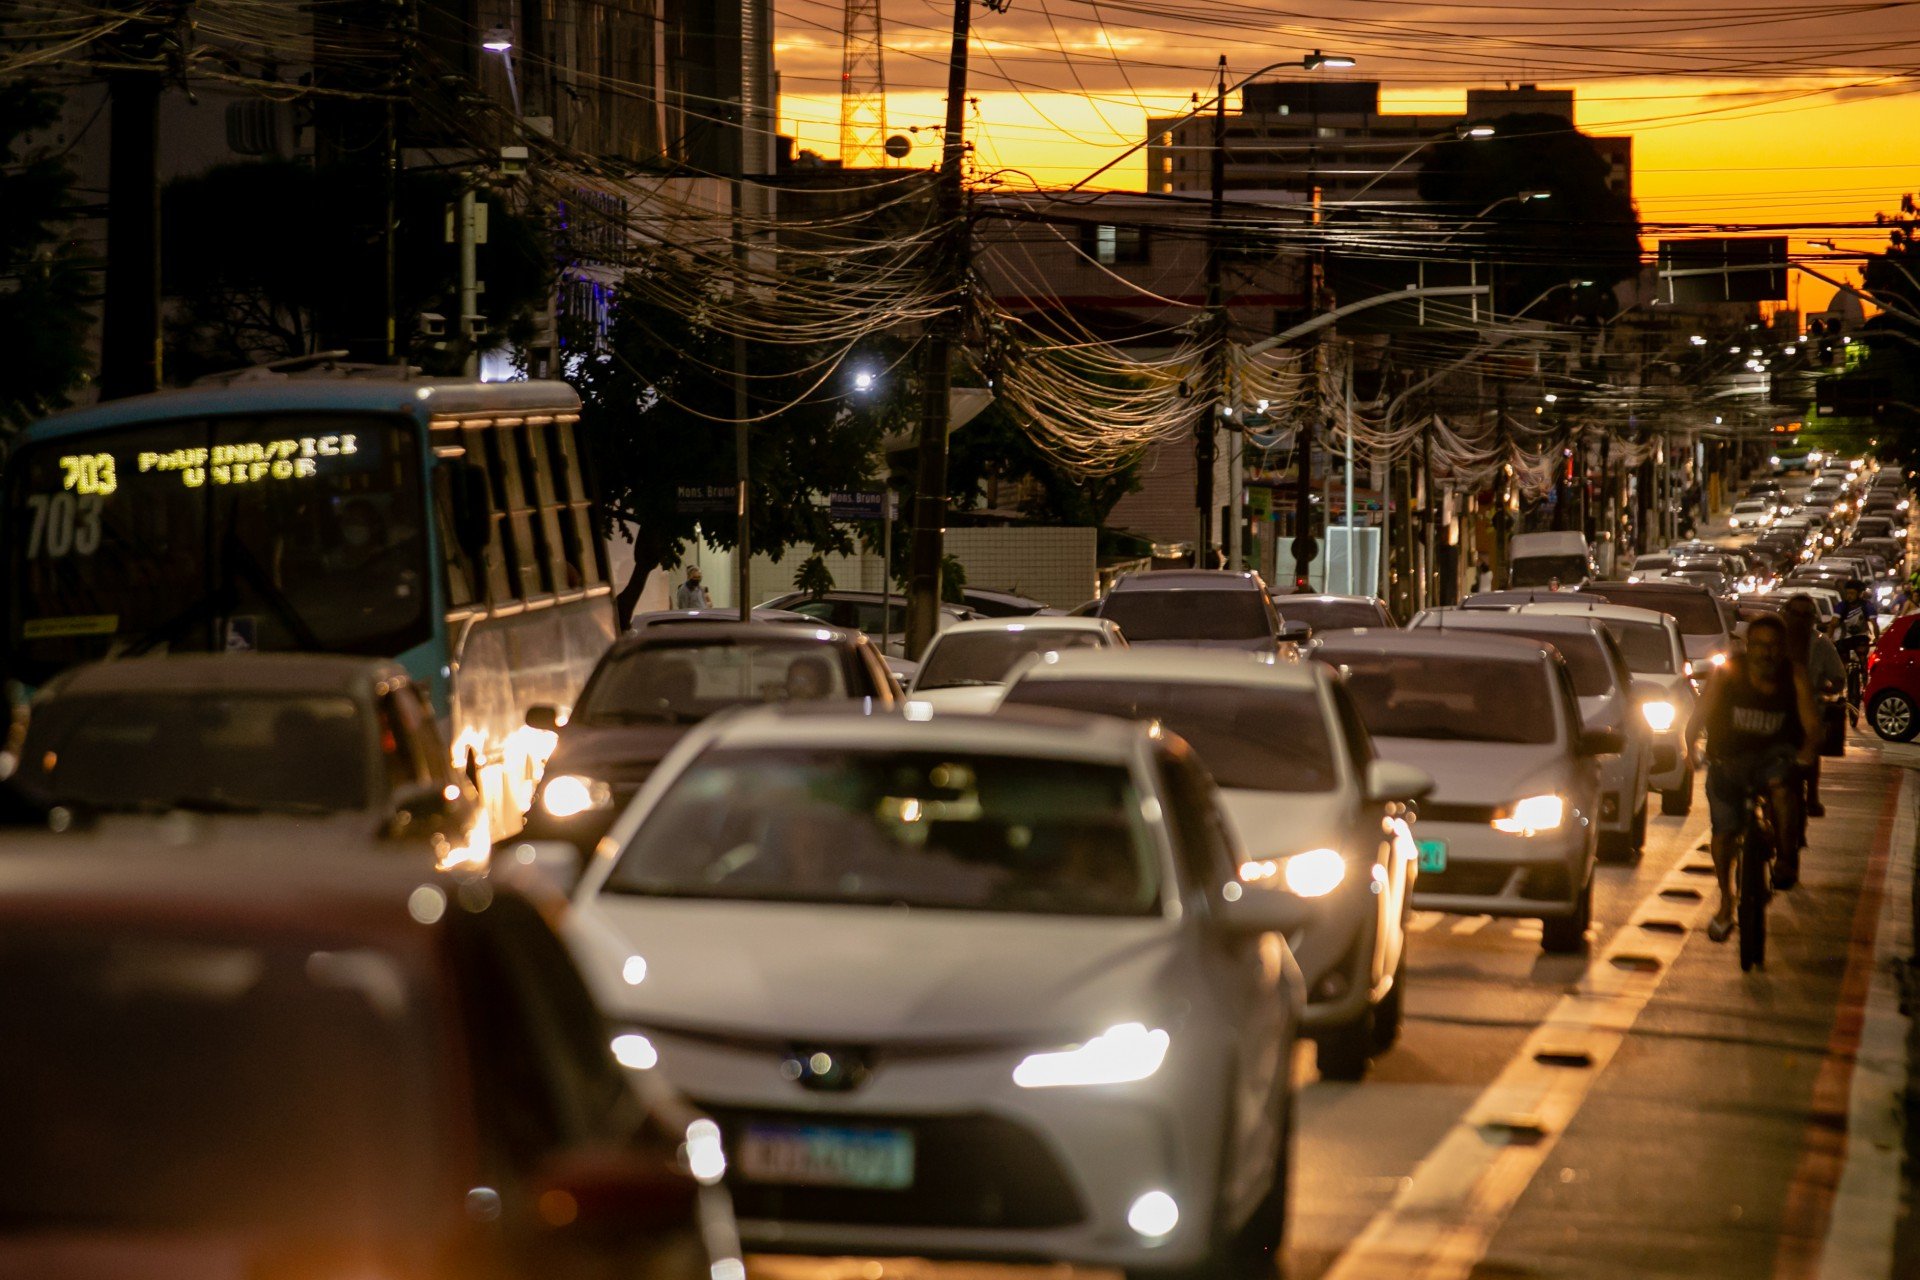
[549,418,605,588]
[491,423,546,597]
[516,421,568,593]
[461,425,514,603]
[432,466,479,609]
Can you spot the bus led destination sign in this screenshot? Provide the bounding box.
[125,434,361,488]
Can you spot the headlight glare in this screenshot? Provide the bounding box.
[1014,1022,1170,1088]
[1640,699,1678,733]
[1492,793,1565,835]
[542,773,612,818]
[1280,847,1347,897]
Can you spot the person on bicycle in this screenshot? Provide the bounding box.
[1836,579,1879,721]
[1687,614,1819,940]
[1782,595,1845,818]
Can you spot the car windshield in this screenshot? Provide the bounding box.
[1273,598,1385,632]
[0,927,441,1233]
[1100,590,1270,642]
[1579,587,1725,636]
[1451,627,1613,696]
[16,691,371,812]
[916,629,1103,690]
[604,747,1162,916]
[578,639,849,725]
[1324,652,1558,744]
[1002,679,1338,792]
[5,414,429,684]
[1595,620,1676,674]
[1509,554,1589,588]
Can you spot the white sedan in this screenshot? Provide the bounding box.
[908,616,1127,712]
[1000,648,1430,1081]
[551,704,1304,1278]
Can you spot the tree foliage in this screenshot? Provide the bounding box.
[569,249,904,619]
[1418,113,1641,323]
[161,161,551,380]
[0,83,92,431]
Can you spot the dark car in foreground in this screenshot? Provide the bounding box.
[8,654,485,867]
[0,849,741,1280]
[520,622,898,853]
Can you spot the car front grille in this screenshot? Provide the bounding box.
[1417,861,1517,897]
[1418,801,1500,824]
[699,1106,1086,1230]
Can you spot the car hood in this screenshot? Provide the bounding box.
[546,722,693,787]
[1578,693,1629,732]
[1682,633,1729,663]
[570,897,1188,1042]
[1216,789,1349,860]
[1369,736,1569,806]
[2,809,382,848]
[907,685,1007,714]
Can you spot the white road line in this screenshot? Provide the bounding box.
[1319,819,1714,1280]
[1409,911,1444,933]
[1451,915,1491,936]
[1816,767,1916,1280]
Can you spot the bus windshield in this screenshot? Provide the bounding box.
[6,413,429,681]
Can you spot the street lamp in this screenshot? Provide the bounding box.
[482,27,521,116]
[1303,49,1357,70]
[851,368,878,394]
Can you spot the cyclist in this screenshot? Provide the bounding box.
[1782,595,1845,819]
[1686,614,1820,940]
[1836,579,1879,722]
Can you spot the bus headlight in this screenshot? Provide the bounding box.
[541,774,612,818]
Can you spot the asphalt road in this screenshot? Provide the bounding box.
[754,728,1915,1280]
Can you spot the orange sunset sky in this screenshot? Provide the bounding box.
[773,0,1920,314]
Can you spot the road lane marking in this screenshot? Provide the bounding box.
[1451,915,1491,936]
[1317,818,1713,1280]
[1409,911,1444,933]
[1810,767,1914,1280]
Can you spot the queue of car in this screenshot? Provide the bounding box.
[3,454,1910,1280]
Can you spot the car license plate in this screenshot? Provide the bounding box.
[737,1122,915,1190]
[1416,838,1448,873]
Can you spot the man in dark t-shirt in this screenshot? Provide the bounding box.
[1687,615,1819,940]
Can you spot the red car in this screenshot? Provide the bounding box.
[1864,614,1920,741]
[0,849,742,1280]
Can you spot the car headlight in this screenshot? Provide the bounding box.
[541,773,612,818]
[1492,794,1566,835]
[1640,699,1678,733]
[1013,1022,1171,1088]
[1278,847,1347,897]
[1770,455,1781,465]
[1708,651,1728,668]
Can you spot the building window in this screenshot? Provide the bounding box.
[1162,157,1172,174]
[1161,182,1173,194]
[1085,223,1149,265]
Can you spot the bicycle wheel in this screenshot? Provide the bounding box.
[1738,823,1770,971]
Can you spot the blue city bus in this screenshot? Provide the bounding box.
[2,373,617,833]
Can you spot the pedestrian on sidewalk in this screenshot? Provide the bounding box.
[675,566,711,610]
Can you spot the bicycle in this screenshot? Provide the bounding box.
[1733,786,1780,972]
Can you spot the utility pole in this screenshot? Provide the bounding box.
[455,188,482,376]
[733,98,753,621]
[1198,55,1226,570]
[99,8,165,400]
[904,0,974,657]
[1493,379,1511,587]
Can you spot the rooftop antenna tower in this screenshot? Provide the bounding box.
[840,0,887,166]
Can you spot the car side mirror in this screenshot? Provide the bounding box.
[385,782,453,838]
[1366,759,1433,804]
[525,704,561,733]
[529,1147,700,1238]
[1579,727,1626,756]
[1278,621,1313,645]
[495,838,586,897]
